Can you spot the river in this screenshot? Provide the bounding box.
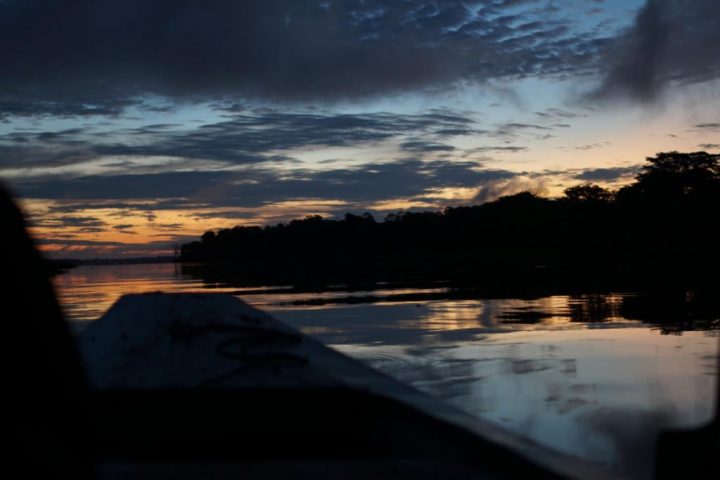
[53,262,718,479]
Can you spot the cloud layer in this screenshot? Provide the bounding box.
[2,1,718,112]
[0,0,611,115]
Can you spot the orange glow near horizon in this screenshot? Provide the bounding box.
[21,197,364,258]
[14,167,641,258]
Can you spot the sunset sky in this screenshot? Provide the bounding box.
[1,0,718,258]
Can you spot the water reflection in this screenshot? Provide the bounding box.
[53,263,719,479]
[332,327,716,480]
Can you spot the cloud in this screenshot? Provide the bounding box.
[45,200,184,216]
[465,146,527,154]
[574,141,610,151]
[534,108,588,119]
[575,166,639,182]
[29,214,108,234]
[57,216,107,228]
[400,140,456,153]
[0,0,609,116]
[112,224,137,233]
[32,214,106,228]
[12,159,517,208]
[0,110,477,169]
[593,0,720,102]
[37,238,128,247]
[502,123,552,131]
[471,177,546,204]
[15,171,229,200]
[490,122,560,139]
[2,107,529,237]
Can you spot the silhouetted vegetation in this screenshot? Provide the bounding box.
[180,152,719,292]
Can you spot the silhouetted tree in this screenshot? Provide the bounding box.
[617,151,719,203]
[563,184,613,204]
[201,230,216,243]
[179,152,720,291]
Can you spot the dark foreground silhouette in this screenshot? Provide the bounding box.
[180,151,720,292]
[1,184,93,478]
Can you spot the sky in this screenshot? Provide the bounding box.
[1,0,718,258]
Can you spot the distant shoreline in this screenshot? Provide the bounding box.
[179,152,720,295]
[47,255,176,274]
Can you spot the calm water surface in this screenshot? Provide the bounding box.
[54,263,719,479]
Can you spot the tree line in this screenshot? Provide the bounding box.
[180,151,719,292]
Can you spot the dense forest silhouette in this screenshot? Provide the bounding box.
[180,152,719,293]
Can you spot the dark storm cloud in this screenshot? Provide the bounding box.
[594,0,720,102]
[0,0,608,115]
[0,110,476,168]
[12,159,517,208]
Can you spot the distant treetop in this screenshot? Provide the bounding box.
[617,151,719,202]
